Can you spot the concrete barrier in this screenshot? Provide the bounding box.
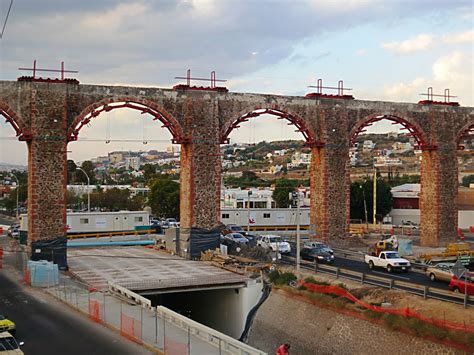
[108,281,153,310]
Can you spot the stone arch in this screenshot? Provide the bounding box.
[350,113,428,149]
[456,121,474,149]
[0,101,31,140]
[220,106,316,145]
[68,97,186,143]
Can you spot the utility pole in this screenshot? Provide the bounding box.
[247,190,252,233]
[296,192,301,274]
[291,191,301,274]
[373,168,377,227]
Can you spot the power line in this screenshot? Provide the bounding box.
[0,0,13,39]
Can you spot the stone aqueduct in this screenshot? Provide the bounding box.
[0,81,473,248]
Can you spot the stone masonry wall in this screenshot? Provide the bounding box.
[0,81,473,247]
[27,88,68,243]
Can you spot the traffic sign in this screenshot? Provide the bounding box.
[458,255,471,266]
[452,259,468,280]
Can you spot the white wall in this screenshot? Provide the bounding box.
[389,209,474,229]
[180,280,263,338]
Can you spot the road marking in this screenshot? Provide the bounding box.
[372,271,410,280]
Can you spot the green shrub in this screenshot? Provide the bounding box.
[268,270,297,285]
[304,276,329,286]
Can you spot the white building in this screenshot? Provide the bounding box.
[363,140,375,151]
[392,142,413,153]
[221,188,275,209]
[125,157,141,171]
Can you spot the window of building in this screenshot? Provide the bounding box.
[255,201,267,208]
[80,218,89,224]
[134,217,143,222]
[236,202,244,208]
[222,213,230,219]
[263,213,271,219]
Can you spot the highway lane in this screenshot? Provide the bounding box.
[0,267,151,354]
[281,254,473,306]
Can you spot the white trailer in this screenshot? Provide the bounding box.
[220,208,311,228]
[20,211,150,234]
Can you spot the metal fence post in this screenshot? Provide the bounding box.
[423,286,428,300]
[464,289,468,309]
[361,273,365,284]
[163,311,166,353]
[188,324,191,355]
[336,267,340,279]
[314,260,317,273]
[155,309,158,344]
[219,338,222,355]
[140,306,143,342]
[389,279,394,289]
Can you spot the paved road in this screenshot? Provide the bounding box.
[0,266,151,354]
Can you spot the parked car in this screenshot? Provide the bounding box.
[161,218,180,229]
[396,221,419,230]
[0,316,15,335]
[425,262,455,282]
[300,246,334,264]
[224,233,249,244]
[7,226,19,239]
[448,273,474,295]
[223,224,247,236]
[0,331,24,354]
[256,235,291,254]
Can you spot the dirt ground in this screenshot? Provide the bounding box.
[290,267,474,326]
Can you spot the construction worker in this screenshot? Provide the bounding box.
[276,343,290,355]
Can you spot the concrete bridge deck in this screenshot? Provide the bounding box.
[67,246,249,294]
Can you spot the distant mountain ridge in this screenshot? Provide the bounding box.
[0,162,27,171]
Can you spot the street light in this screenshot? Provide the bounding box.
[76,167,90,212]
[247,190,252,233]
[10,173,19,221]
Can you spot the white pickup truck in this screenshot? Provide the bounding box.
[365,251,411,273]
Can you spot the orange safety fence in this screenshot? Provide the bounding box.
[164,336,189,355]
[88,299,103,323]
[23,269,30,285]
[120,314,142,344]
[300,281,474,334]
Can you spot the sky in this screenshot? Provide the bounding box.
[0,0,472,165]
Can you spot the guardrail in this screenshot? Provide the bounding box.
[157,306,266,355]
[67,229,156,239]
[307,261,472,308]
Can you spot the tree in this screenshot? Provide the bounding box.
[142,164,157,182]
[75,161,96,184]
[272,178,298,208]
[461,174,474,187]
[148,178,180,219]
[350,179,393,222]
[67,160,77,184]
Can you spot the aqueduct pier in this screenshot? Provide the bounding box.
[0,80,473,248]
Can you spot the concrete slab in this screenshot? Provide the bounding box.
[67,246,249,293]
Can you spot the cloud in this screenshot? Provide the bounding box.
[382,34,435,54]
[356,49,367,56]
[383,78,427,102]
[383,51,473,106]
[442,30,474,44]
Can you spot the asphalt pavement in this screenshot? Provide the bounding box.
[0,257,152,354]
